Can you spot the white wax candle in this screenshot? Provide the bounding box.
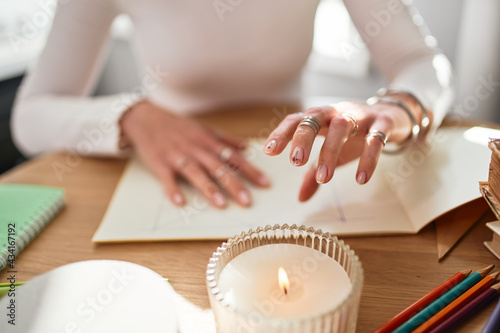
[217,244,352,319]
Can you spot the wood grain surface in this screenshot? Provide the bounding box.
[1,103,498,332]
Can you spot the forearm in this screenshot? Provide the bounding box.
[11,93,137,157]
[388,54,455,130]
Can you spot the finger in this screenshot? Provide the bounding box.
[264,112,304,156]
[216,131,247,150]
[170,156,227,209]
[290,106,333,167]
[225,149,271,188]
[298,166,320,202]
[193,148,252,207]
[158,167,186,206]
[356,120,393,185]
[315,115,357,184]
[134,144,186,207]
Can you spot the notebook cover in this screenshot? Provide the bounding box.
[0,184,65,271]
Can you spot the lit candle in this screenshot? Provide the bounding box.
[278,267,289,295]
[217,244,352,319]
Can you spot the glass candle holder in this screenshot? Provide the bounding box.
[206,224,363,333]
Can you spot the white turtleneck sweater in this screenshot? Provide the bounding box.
[11,0,454,157]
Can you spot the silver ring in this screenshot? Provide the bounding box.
[219,147,233,163]
[214,166,226,179]
[176,156,190,169]
[340,113,359,137]
[298,116,321,135]
[365,130,387,146]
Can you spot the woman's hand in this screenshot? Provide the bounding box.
[264,99,427,202]
[120,100,270,208]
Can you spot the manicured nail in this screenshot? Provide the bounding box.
[357,171,367,185]
[316,164,328,184]
[291,147,304,166]
[238,190,252,206]
[258,174,271,187]
[213,192,226,208]
[264,140,277,154]
[172,193,185,206]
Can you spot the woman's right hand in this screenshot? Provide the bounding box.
[119,100,270,208]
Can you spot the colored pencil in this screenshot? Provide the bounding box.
[373,269,472,333]
[0,282,25,298]
[482,289,500,333]
[393,264,495,333]
[413,272,499,333]
[428,283,500,333]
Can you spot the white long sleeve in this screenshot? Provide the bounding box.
[11,0,453,157]
[11,1,130,157]
[344,0,454,126]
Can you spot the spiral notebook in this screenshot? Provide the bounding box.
[0,184,65,271]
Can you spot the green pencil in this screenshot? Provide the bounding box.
[393,264,495,333]
[0,282,25,298]
[0,278,169,299]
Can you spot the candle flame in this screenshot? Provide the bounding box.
[278,267,289,295]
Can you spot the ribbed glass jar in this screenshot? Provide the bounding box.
[206,224,363,333]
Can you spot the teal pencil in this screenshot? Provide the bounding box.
[393,264,495,333]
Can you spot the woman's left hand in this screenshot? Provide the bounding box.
[264,100,420,201]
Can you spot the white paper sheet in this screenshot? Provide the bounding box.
[93,127,496,242]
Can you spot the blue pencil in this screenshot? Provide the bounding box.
[393,264,495,333]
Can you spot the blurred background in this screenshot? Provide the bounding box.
[0,0,499,173]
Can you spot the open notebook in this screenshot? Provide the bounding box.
[93,127,497,242]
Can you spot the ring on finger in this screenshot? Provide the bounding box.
[219,147,234,163]
[340,113,359,137]
[213,166,227,179]
[365,129,388,146]
[298,116,321,135]
[176,156,191,169]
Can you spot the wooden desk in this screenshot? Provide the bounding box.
[1,104,498,332]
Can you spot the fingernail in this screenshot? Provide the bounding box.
[213,192,226,208]
[291,147,304,166]
[258,174,271,187]
[264,140,277,154]
[172,193,185,206]
[238,190,252,206]
[316,164,328,184]
[357,171,367,185]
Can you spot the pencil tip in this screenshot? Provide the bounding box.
[479,264,496,276]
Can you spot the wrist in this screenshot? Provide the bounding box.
[118,99,149,149]
[370,88,434,151]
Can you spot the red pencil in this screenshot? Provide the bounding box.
[428,283,500,333]
[413,272,499,333]
[373,269,472,333]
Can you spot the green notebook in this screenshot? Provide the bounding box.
[0,184,65,271]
